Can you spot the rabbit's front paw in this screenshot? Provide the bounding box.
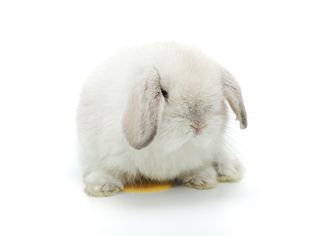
[182,167,217,190]
[84,171,123,197]
[183,175,217,189]
[215,158,244,182]
[85,183,122,197]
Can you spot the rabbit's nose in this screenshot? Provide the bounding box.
[190,122,207,135]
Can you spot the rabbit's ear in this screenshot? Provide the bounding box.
[222,69,247,129]
[123,68,163,149]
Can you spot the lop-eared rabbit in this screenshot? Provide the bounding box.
[77,42,247,197]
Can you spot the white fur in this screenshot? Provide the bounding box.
[77,42,246,197]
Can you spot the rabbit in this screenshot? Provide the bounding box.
[77,42,247,197]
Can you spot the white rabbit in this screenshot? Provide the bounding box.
[77,42,247,197]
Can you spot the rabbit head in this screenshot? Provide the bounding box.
[123,58,247,152]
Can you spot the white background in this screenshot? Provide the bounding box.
[0,0,315,235]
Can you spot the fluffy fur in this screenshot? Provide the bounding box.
[77,42,247,197]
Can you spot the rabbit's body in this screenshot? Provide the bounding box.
[77,42,247,196]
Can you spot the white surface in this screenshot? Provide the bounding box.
[0,0,314,235]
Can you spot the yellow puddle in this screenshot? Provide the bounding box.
[123,181,172,193]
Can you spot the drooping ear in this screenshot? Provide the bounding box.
[222,69,247,129]
[122,68,163,149]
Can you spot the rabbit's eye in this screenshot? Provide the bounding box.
[161,88,169,100]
